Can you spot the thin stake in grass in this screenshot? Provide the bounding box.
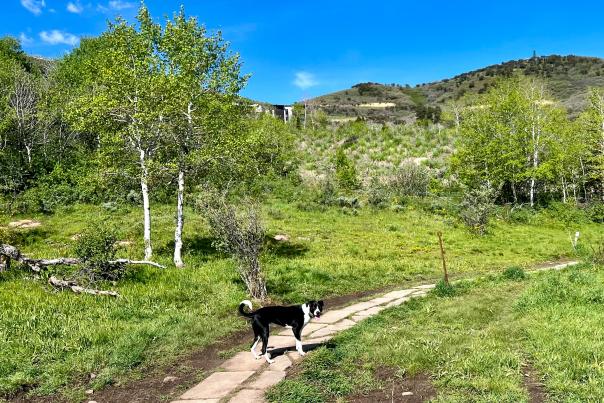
[437,231,449,284]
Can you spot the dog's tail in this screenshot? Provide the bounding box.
[238,300,255,318]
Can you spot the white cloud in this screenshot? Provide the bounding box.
[19,33,34,45]
[293,71,318,90]
[108,0,135,10]
[21,0,45,15]
[97,0,135,13]
[67,1,84,13]
[39,30,80,46]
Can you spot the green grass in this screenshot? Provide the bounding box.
[0,201,601,399]
[268,264,604,402]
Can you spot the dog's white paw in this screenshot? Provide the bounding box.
[264,354,275,364]
[297,350,306,356]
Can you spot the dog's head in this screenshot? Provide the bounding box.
[307,300,324,319]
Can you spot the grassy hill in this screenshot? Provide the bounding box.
[309,55,604,123]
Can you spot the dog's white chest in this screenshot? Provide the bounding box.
[302,303,312,325]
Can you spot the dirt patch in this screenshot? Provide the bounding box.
[7,219,42,229]
[532,258,577,270]
[348,368,437,403]
[522,363,547,403]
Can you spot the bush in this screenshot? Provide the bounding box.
[433,279,456,297]
[366,177,390,208]
[315,177,338,206]
[204,199,267,300]
[73,224,124,283]
[502,266,526,281]
[334,148,359,190]
[460,184,496,235]
[586,202,604,223]
[389,163,431,198]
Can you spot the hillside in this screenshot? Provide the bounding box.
[309,55,604,123]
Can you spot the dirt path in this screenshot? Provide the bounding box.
[170,260,578,403]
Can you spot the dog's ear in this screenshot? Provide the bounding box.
[318,300,324,309]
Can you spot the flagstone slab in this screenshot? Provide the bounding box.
[304,335,333,345]
[382,289,416,299]
[180,371,254,400]
[287,351,304,362]
[332,319,356,331]
[313,309,353,324]
[171,400,219,403]
[267,335,296,349]
[277,322,327,336]
[248,370,287,389]
[228,388,266,403]
[351,314,367,322]
[356,306,386,317]
[369,296,397,305]
[413,284,436,290]
[269,354,292,371]
[342,300,382,313]
[385,297,411,307]
[307,325,337,338]
[221,352,266,371]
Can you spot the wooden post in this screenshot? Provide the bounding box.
[437,231,448,284]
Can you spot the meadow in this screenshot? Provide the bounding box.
[0,199,600,400]
[268,263,604,402]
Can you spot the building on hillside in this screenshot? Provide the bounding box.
[251,103,294,123]
[272,105,294,123]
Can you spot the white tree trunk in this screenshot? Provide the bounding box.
[173,169,185,268]
[562,177,567,203]
[139,148,153,260]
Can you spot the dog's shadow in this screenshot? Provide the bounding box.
[267,340,336,358]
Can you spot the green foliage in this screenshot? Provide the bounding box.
[73,223,124,282]
[334,148,359,190]
[433,279,456,297]
[501,266,526,281]
[389,162,431,198]
[460,184,496,234]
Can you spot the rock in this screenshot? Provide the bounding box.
[8,219,41,229]
[163,375,178,383]
[85,389,94,395]
[116,240,133,247]
[273,234,289,242]
[89,373,96,380]
[88,401,98,403]
[402,391,414,396]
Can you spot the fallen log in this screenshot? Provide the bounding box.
[48,276,120,297]
[0,243,166,272]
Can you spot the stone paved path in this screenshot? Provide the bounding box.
[173,261,578,403]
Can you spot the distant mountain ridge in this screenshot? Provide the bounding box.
[306,55,604,123]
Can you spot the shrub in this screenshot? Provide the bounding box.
[366,177,389,208]
[316,177,338,206]
[334,148,359,190]
[73,224,124,283]
[204,199,267,300]
[433,279,456,297]
[460,184,496,235]
[502,266,526,281]
[389,163,431,198]
[586,202,604,223]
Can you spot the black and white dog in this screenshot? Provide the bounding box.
[239,299,324,363]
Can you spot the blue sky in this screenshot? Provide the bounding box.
[4,1,604,104]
